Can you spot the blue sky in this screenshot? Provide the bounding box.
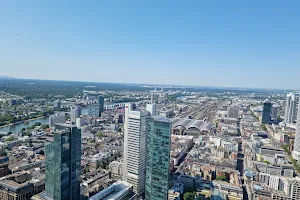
[0,1,299,89]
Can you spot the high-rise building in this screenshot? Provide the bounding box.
[49,113,66,128]
[87,104,100,117]
[292,102,300,160]
[123,103,149,197]
[53,100,61,109]
[39,124,81,200]
[285,93,299,125]
[145,116,171,200]
[98,95,104,113]
[271,104,280,122]
[70,106,81,123]
[227,106,239,119]
[261,99,272,124]
[146,103,157,116]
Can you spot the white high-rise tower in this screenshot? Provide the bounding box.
[293,101,300,160]
[285,93,299,125]
[123,103,149,196]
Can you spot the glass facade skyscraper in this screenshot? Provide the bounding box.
[145,116,171,200]
[261,99,272,124]
[44,125,81,200]
[98,95,104,113]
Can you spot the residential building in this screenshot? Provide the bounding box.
[0,180,34,200]
[123,103,149,197]
[261,99,272,124]
[109,161,123,178]
[0,156,9,177]
[290,178,300,200]
[285,93,299,125]
[145,116,171,200]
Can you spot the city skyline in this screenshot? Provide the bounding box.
[1,1,300,89]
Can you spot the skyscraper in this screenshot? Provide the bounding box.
[98,95,104,113]
[70,106,81,123]
[87,104,100,117]
[146,103,157,116]
[271,104,280,122]
[261,99,272,124]
[123,103,149,197]
[285,93,299,125]
[41,124,81,200]
[292,102,300,160]
[145,116,171,200]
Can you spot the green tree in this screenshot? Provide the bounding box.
[6,136,15,142]
[41,124,49,129]
[260,124,267,131]
[96,131,103,138]
[183,191,196,200]
[264,161,270,165]
[216,175,227,181]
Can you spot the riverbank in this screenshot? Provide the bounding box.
[0,116,48,129]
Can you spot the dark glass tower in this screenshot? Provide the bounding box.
[262,99,272,124]
[145,116,171,200]
[98,95,104,113]
[45,125,81,200]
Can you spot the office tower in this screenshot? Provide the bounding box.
[70,106,81,123]
[145,116,171,200]
[53,100,61,109]
[44,125,81,200]
[87,104,100,117]
[261,99,272,124]
[271,104,280,122]
[49,113,66,127]
[285,93,299,125]
[98,95,104,113]
[227,106,239,119]
[123,103,149,197]
[146,103,157,116]
[292,103,300,160]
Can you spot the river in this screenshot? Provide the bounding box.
[0,117,49,133]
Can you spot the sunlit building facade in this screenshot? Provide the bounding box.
[145,116,171,200]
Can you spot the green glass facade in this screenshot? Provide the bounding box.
[145,116,171,200]
[98,95,104,113]
[45,125,81,200]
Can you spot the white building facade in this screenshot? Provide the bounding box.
[123,103,149,197]
[285,93,299,125]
